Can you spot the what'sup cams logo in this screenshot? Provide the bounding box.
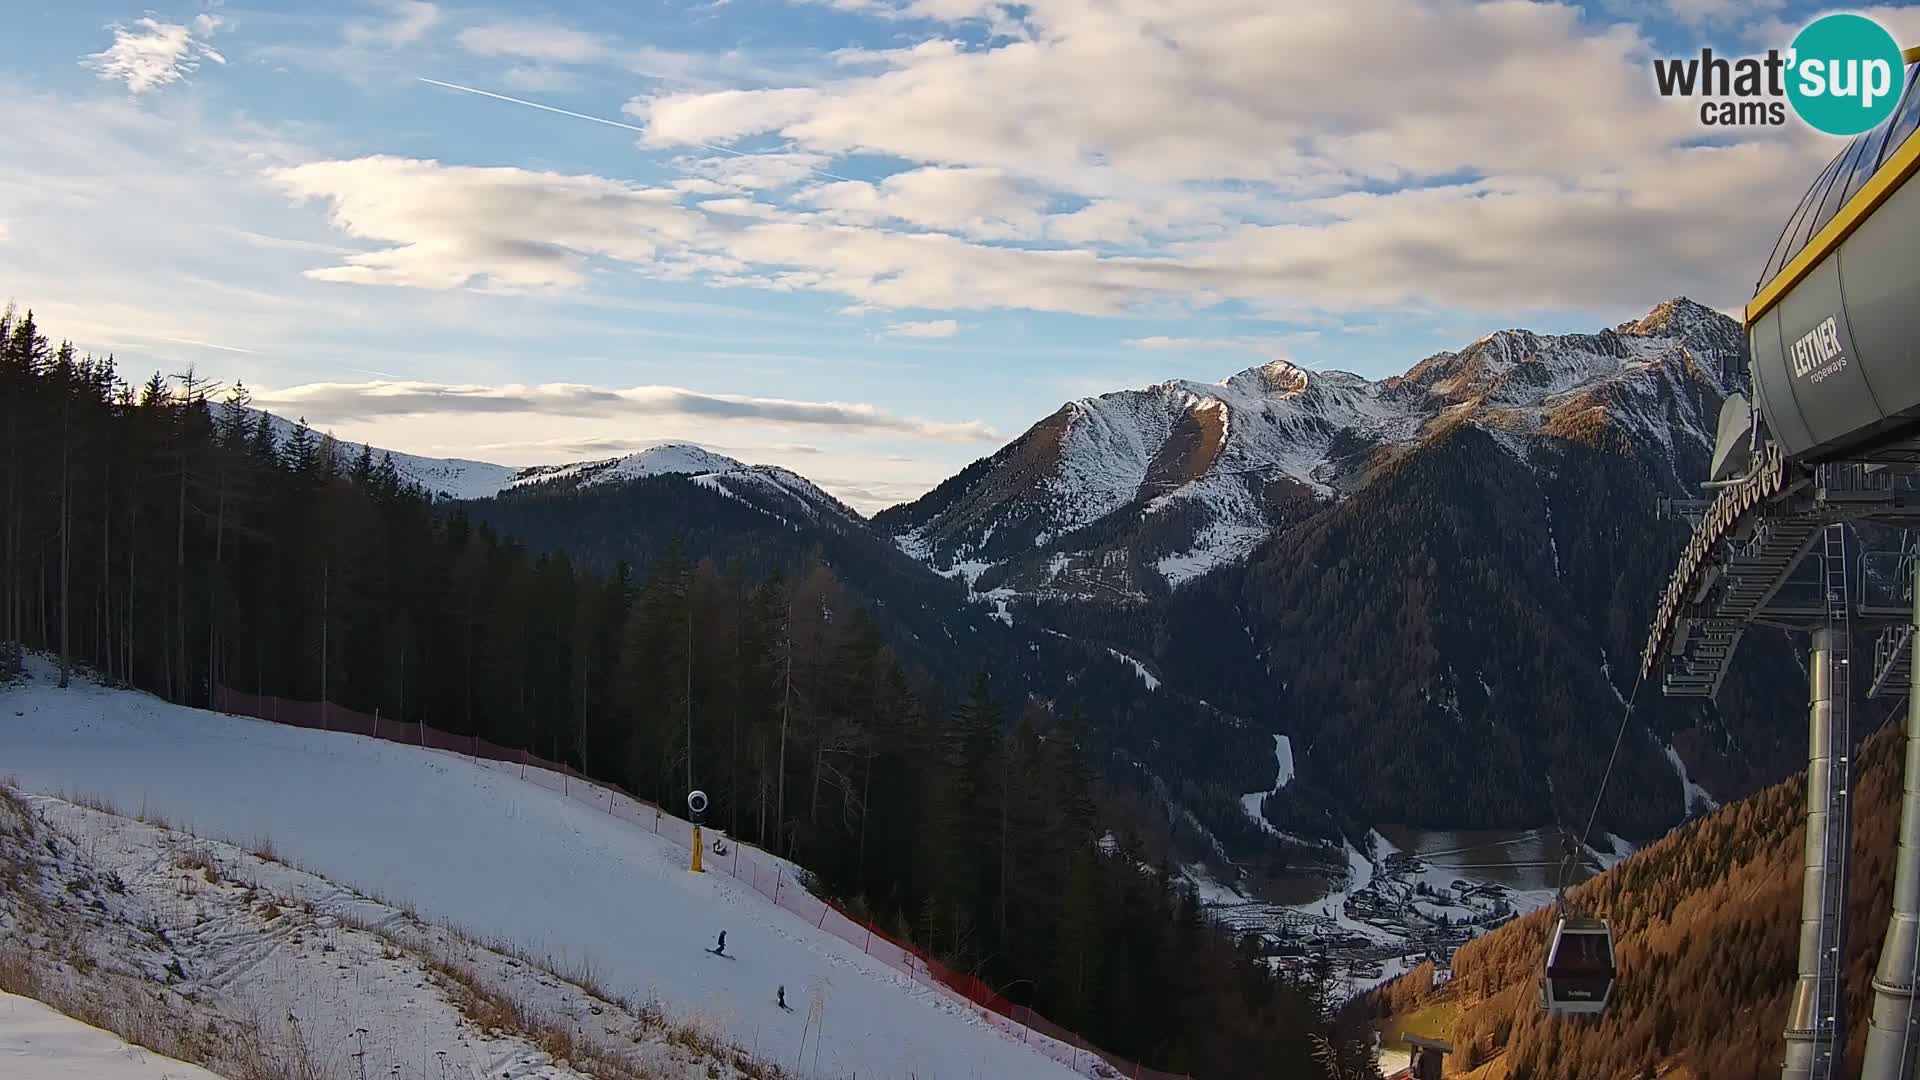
[1653,13,1908,134]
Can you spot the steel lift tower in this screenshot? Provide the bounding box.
[1641,52,1920,1080]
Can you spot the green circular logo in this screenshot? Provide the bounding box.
[1787,14,1907,135]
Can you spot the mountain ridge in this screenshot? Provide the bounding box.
[874,296,1742,604]
[266,297,1792,846]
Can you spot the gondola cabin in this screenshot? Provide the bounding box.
[1538,916,1615,1015]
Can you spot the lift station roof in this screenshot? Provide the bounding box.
[1748,58,1920,464]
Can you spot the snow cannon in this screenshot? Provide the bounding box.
[688,789,709,873]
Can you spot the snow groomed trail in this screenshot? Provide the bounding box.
[0,666,1084,1080]
[0,990,227,1080]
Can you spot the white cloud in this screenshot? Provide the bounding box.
[266,156,708,290]
[1662,0,1786,26]
[456,23,607,64]
[1128,335,1290,352]
[885,318,959,338]
[679,150,838,191]
[1745,4,1920,46]
[345,1,441,47]
[802,167,1047,239]
[250,379,1000,441]
[501,65,585,93]
[263,138,1823,319]
[82,16,225,95]
[603,0,1841,316]
[631,2,1710,191]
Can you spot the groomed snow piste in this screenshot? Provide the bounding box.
[0,664,1081,1080]
[0,990,226,1080]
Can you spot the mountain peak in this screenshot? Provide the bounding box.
[1616,296,1733,339]
[506,443,745,492]
[1224,358,1310,396]
[624,443,744,473]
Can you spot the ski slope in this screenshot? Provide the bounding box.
[0,991,226,1080]
[0,666,1082,1080]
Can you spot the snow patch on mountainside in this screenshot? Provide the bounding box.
[1238,735,1296,838]
[1106,648,1160,691]
[1037,394,1182,545]
[1665,743,1720,816]
[251,411,524,501]
[1156,523,1271,586]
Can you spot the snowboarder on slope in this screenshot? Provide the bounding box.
[712,931,727,956]
[777,985,790,1011]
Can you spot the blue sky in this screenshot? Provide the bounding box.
[4,0,1914,510]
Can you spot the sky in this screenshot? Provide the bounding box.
[4,0,1917,512]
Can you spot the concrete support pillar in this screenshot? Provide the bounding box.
[1783,627,1837,1080]
[1861,559,1920,1080]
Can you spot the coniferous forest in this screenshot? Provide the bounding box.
[0,307,1350,1079]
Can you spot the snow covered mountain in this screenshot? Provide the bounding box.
[875,297,1744,600]
[252,409,859,525]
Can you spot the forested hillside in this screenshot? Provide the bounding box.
[1369,714,1909,1077]
[0,306,1337,1079]
[463,444,1308,880]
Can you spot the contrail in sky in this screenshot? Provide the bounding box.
[416,77,859,184]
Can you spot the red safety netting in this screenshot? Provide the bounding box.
[211,686,1189,1080]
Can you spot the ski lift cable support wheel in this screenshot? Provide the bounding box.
[1537,673,1642,1015]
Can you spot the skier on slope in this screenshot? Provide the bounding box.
[777,985,791,1011]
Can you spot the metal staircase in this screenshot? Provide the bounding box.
[1813,523,1855,1080]
[1661,514,1824,697]
[1870,532,1917,700]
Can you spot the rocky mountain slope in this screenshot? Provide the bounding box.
[876,298,1745,602]
[879,298,1799,842]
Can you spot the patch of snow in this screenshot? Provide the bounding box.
[1105,648,1160,691]
[507,443,745,491]
[1179,864,1248,907]
[1588,832,1636,871]
[1155,524,1271,586]
[0,990,226,1080]
[1346,953,1420,996]
[1598,651,1630,707]
[1543,500,1562,578]
[1237,735,1296,837]
[944,560,996,591]
[1665,743,1720,815]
